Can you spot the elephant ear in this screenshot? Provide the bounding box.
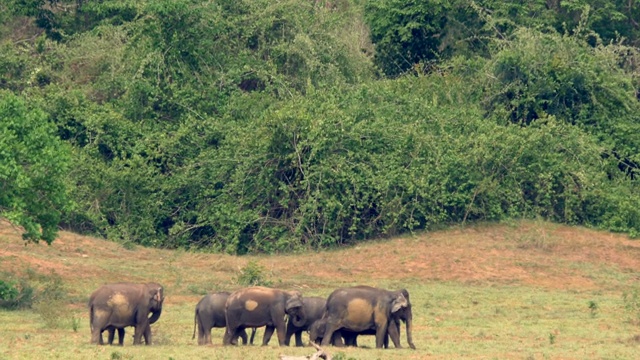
[149,286,164,304]
[390,293,408,314]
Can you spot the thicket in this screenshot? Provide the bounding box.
[1,0,638,252]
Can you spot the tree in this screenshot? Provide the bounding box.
[0,91,71,244]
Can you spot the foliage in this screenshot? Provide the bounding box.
[0,275,36,310]
[364,0,451,76]
[476,30,640,235]
[235,261,272,286]
[0,91,72,244]
[33,272,68,328]
[1,0,639,252]
[0,280,19,303]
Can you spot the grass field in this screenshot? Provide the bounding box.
[1,219,639,359]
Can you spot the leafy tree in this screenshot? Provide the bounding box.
[0,91,71,244]
[479,29,640,179]
[364,0,451,76]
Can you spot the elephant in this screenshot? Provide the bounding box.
[223,286,305,346]
[320,285,415,349]
[193,291,258,345]
[308,317,395,348]
[88,282,164,345]
[284,296,326,347]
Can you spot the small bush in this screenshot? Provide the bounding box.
[33,273,69,328]
[0,279,35,310]
[235,261,271,287]
[0,280,19,302]
[588,300,599,318]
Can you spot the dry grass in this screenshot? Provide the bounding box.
[1,219,639,359]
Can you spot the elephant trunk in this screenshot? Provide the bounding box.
[291,310,306,328]
[149,308,162,325]
[405,310,415,350]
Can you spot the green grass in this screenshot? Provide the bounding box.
[0,283,638,359]
[0,220,639,359]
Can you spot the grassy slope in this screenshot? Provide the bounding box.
[0,219,639,359]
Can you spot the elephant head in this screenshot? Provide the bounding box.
[390,291,408,314]
[393,289,415,350]
[146,283,164,324]
[285,290,305,327]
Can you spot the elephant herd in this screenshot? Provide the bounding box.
[88,283,415,350]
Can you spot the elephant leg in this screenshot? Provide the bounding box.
[107,328,115,345]
[117,328,125,346]
[223,325,239,346]
[321,321,342,347]
[238,328,248,345]
[275,321,288,346]
[294,331,304,347]
[133,323,147,345]
[262,326,276,346]
[196,319,206,345]
[202,326,212,345]
[92,326,104,345]
[374,321,389,349]
[284,322,295,346]
[143,324,152,345]
[387,320,401,348]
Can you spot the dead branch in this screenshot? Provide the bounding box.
[279,341,332,360]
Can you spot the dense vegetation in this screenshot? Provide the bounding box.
[1,0,639,252]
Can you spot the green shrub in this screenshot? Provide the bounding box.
[33,273,69,328]
[236,261,271,286]
[0,279,35,310]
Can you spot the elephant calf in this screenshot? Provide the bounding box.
[89,282,164,345]
[285,296,326,347]
[193,291,257,345]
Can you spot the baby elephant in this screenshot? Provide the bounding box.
[193,291,255,345]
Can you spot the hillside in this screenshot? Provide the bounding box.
[1,220,639,359]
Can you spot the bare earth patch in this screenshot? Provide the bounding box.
[1,219,638,292]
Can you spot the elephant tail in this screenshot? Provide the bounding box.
[89,304,94,332]
[192,308,197,340]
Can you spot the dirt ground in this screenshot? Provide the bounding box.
[1,219,639,292]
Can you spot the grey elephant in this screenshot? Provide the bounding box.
[284,296,326,347]
[223,286,306,346]
[193,291,258,345]
[88,282,164,345]
[308,317,396,347]
[320,285,415,349]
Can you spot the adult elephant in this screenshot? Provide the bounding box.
[193,291,256,345]
[320,286,415,349]
[89,282,164,345]
[285,296,326,347]
[223,286,305,346]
